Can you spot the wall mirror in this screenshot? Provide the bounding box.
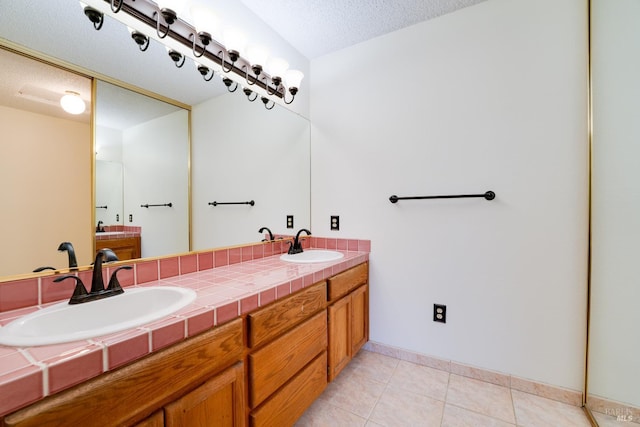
[0,0,311,280]
[95,80,190,259]
[587,0,640,424]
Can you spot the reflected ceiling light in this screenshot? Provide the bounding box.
[195,62,215,81]
[190,4,217,58]
[243,88,258,102]
[128,27,150,51]
[244,44,269,85]
[79,2,104,30]
[154,0,182,38]
[261,97,275,110]
[283,69,304,104]
[166,47,185,68]
[220,27,246,72]
[222,77,238,93]
[60,91,86,115]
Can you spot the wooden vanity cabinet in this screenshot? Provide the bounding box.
[327,263,369,381]
[246,281,328,427]
[2,318,244,427]
[95,235,141,260]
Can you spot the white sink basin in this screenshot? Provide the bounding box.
[280,250,345,264]
[0,286,196,347]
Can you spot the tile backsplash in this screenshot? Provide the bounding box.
[0,237,371,314]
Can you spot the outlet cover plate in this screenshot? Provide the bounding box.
[433,304,446,323]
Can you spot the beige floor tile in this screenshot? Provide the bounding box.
[318,369,387,418]
[511,390,592,427]
[445,374,516,424]
[369,384,445,426]
[295,398,367,427]
[388,360,450,401]
[342,350,400,384]
[365,422,385,427]
[441,404,516,427]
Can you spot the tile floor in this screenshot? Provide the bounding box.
[296,350,593,427]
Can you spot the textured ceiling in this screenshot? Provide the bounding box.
[0,0,487,119]
[240,0,488,59]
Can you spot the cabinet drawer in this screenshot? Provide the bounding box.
[247,281,326,348]
[250,352,327,427]
[248,311,327,408]
[327,262,368,301]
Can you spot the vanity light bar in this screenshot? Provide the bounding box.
[91,0,284,99]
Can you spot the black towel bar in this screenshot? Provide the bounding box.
[389,191,495,203]
[141,203,173,208]
[208,200,255,206]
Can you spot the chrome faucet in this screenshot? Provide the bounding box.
[258,227,274,241]
[288,229,311,254]
[54,249,131,304]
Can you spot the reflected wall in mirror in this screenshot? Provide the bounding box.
[192,92,311,249]
[95,80,190,259]
[0,47,92,276]
[588,0,640,424]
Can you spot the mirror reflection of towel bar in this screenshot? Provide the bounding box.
[208,200,255,206]
[96,205,108,209]
[389,191,495,203]
[140,203,173,208]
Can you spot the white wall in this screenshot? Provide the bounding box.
[95,126,124,226]
[310,0,588,391]
[192,93,310,249]
[123,110,189,257]
[589,0,640,407]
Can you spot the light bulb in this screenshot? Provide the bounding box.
[284,69,304,89]
[190,4,218,36]
[267,57,289,78]
[60,91,86,115]
[223,27,247,55]
[246,45,269,67]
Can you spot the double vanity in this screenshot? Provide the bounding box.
[0,237,370,426]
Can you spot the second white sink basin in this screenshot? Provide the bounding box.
[0,286,196,347]
[280,250,345,264]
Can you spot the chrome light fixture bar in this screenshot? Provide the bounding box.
[83,0,304,106]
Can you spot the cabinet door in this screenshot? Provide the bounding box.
[164,362,245,427]
[134,410,164,427]
[351,284,369,356]
[327,295,351,381]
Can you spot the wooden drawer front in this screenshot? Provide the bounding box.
[4,319,243,427]
[247,281,326,348]
[327,262,368,301]
[250,352,327,427]
[249,311,327,408]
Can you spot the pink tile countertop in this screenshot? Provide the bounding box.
[0,238,370,417]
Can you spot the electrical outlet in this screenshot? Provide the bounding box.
[286,215,294,229]
[116,214,120,222]
[433,304,446,323]
[330,215,340,231]
[129,214,133,223]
